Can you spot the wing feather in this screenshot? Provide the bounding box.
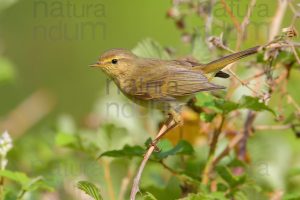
[122,60,224,101]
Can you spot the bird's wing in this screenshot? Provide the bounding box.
[123,61,224,101]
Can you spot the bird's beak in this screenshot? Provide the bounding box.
[89,62,100,67]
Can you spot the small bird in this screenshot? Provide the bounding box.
[91,46,259,123]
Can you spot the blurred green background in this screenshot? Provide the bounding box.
[0,0,182,118]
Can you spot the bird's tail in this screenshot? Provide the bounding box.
[196,46,260,74]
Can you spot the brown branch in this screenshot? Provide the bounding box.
[238,111,256,161]
[220,0,241,33]
[237,0,257,49]
[130,116,178,200]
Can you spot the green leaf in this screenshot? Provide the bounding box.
[77,181,103,200]
[154,140,194,160]
[0,170,52,194]
[200,112,217,122]
[99,145,145,158]
[196,93,220,112]
[132,38,171,59]
[216,166,237,187]
[196,94,275,115]
[214,99,239,114]
[143,192,158,200]
[0,170,30,186]
[216,182,228,192]
[23,176,53,192]
[216,166,246,188]
[239,96,275,115]
[0,57,15,85]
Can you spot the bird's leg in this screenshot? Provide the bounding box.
[169,108,183,125]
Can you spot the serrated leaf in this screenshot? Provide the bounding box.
[99,145,145,158]
[77,181,103,200]
[215,99,239,114]
[132,38,170,59]
[239,96,275,115]
[154,140,194,160]
[196,94,275,115]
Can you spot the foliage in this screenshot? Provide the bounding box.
[77,181,103,200]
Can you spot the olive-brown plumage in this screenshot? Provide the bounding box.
[91,46,259,122]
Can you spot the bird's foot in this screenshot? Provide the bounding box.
[169,109,183,125]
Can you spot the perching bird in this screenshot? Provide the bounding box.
[91,46,259,123]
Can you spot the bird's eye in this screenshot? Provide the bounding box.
[111,59,118,64]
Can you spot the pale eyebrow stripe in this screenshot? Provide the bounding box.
[101,55,125,63]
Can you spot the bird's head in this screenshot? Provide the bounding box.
[90,49,137,78]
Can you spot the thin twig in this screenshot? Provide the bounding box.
[102,160,116,200]
[227,68,264,98]
[254,124,293,131]
[220,0,241,33]
[237,0,257,49]
[130,117,178,200]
